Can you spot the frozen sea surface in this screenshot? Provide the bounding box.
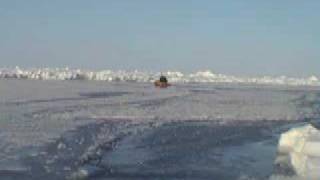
[0,80,319,180]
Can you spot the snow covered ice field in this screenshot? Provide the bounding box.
[0,79,319,180]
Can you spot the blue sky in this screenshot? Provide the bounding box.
[0,0,319,76]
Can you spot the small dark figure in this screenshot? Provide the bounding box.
[159,75,168,83]
[154,75,171,88]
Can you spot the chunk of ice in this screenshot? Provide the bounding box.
[277,124,320,178]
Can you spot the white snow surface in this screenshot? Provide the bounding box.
[0,67,319,86]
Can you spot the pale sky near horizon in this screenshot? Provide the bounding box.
[0,0,319,76]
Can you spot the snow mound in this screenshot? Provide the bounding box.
[277,124,320,178]
[0,67,319,86]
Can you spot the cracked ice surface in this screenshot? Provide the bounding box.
[0,79,319,179]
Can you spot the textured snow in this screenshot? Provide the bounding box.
[0,79,319,179]
[0,67,319,86]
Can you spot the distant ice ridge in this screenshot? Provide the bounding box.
[0,67,319,86]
